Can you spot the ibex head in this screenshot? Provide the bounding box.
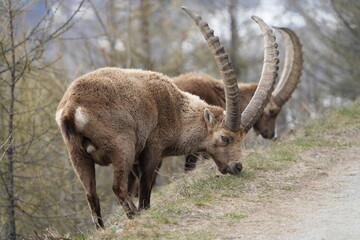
[253,27,303,139]
[253,98,281,139]
[198,107,244,174]
[182,7,279,174]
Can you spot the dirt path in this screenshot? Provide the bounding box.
[225,146,360,240]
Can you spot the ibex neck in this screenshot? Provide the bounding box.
[164,92,212,156]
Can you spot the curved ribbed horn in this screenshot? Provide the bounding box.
[181,6,241,132]
[240,16,279,132]
[272,27,303,107]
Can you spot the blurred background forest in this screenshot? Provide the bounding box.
[0,0,359,239]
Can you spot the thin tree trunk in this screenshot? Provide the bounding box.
[107,0,117,66]
[6,0,16,238]
[126,0,132,68]
[140,0,152,70]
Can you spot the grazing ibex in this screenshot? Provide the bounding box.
[173,28,303,171]
[56,6,279,228]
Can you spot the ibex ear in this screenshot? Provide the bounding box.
[204,108,214,124]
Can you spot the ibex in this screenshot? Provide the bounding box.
[172,28,303,171]
[55,7,279,228]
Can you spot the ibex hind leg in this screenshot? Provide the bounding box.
[110,135,138,218]
[128,165,140,198]
[68,149,104,229]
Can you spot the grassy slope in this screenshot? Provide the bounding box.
[85,99,359,240]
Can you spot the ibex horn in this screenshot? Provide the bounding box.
[240,16,279,132]
[272,27,304,107]
[182,6,241,132]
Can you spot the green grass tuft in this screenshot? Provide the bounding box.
[84,99,360,240]
[219,213,247,220]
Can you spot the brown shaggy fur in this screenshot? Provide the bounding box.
[172,72,281,172]
[56,68,246,228]
[173,72,281,139]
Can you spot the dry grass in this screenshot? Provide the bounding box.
[78,99,360,240]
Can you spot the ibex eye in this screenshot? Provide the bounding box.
[221,135,232,144]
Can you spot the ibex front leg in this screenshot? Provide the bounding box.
[138,148,162,210]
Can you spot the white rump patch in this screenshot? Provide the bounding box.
[223,111,226,116]
[55,109,63,127]
[75,107,89,131]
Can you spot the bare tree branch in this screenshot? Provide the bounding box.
[0,0,86,75]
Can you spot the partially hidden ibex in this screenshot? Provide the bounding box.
[173,28,303,171]
[55,7,279,228]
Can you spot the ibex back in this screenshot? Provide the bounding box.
[56,7,279,228]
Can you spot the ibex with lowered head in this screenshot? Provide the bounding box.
[55,7,279,228]
[173,28,303,171]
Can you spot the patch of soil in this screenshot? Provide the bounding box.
[227,146,360,240]
[175,132,360,240]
